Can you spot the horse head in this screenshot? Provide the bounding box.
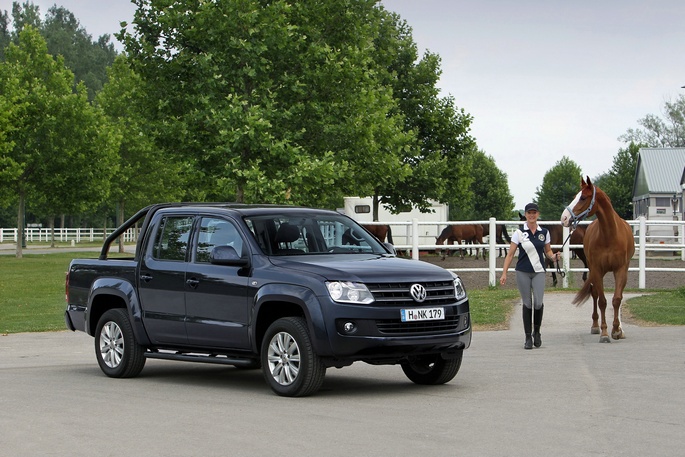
[561,176,597,229]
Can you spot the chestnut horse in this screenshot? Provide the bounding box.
[435,224,485,260]
[362,224,393,244]
[561,176,635,343]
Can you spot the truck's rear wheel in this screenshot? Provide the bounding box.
[261,317,326,397]
[94,309,146,378]
[401,351,462,385]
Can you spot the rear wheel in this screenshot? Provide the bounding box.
[261,317,326,397]
[94,309,146,378]
[401,351,462,385]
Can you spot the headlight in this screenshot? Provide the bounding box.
[451,272,467,300]
[326,281,374,304]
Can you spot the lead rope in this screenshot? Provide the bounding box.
[555,229,574,278]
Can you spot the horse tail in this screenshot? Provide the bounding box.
[502,225,511,243]
[386,225,393,245]
[572,277,592,306]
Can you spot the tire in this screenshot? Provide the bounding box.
[261,317,326,397]
[94,309,146,378]
[401,351,463,385]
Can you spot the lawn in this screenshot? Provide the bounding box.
[0,252,681,334]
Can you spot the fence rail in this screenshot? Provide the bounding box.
[2,216,683,289]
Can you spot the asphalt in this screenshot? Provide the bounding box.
[1,292,683,456]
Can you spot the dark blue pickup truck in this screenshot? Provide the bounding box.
[65,203,471,396]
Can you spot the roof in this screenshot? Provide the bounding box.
[633,148,685,198]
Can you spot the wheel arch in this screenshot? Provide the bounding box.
[86,277,150,345]
[252,283,331,357]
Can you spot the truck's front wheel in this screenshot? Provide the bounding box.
[94,309,146,378]
[401,351,462,385]
[261,317,326,397]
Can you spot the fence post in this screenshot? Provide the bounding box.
[639,216,646,289]
[411,218,419,260]
[488,218,496,287]
[562,225,570,288]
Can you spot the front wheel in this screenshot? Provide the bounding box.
[94,309,146,378]
[401,351,463,385]
[261,317,326,397]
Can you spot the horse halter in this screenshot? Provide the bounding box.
[564,185,596,230]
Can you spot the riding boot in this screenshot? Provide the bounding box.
[522,306,533,350]
[533,305,544,348]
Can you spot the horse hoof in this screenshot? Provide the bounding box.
[612,330,626,340]
[599,335,611,343]
[590,327,600,334]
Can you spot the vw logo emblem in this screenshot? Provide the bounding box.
[410,283,427,303]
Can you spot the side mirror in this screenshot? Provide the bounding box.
[210,245,249,267]
[383,242,397,256]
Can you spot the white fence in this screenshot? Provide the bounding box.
[363,217,685,290]
[0,227,138,243]
[2,216,684,290]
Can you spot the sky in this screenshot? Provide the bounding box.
[23,0,685,209]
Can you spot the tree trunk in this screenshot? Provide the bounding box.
[50,217,56,248]
[118,201,125,253]
[16,193,24,259]
[372,191,380,222]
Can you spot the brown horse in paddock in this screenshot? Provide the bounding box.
[561,176,635,343]
[362,224,393,244]
[518,212,588,286]
[435,224,485,260]
[481,223,511,257]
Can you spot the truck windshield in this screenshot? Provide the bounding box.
[244,214,390,256]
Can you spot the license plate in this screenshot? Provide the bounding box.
[400,307,445,322]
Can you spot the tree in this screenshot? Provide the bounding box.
[534,156,583,220]
[96,55,186,251]
[619,95,685,147]
[465,150,514,220]
[596,142,641,219]
[120,0,415,209]
[0,26,118,257]
[370,9,475,218]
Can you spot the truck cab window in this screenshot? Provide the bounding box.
[153,216,193,261]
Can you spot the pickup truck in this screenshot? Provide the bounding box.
[65,203,471,396]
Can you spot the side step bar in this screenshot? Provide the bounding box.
[145,351,259,367]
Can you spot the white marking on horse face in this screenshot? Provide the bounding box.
[561,190,582,227]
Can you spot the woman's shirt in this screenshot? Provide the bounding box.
[511,222,550,273]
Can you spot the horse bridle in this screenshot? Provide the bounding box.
[564,185,596,230]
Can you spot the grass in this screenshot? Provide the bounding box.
[624,287,685,326]
[1,252,682,334]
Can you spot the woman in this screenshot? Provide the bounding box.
[500,203,560,349]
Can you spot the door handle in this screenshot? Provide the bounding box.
[140,274,153,282]
[186,278,200,288]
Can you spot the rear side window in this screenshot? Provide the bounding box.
[152,216,194,261]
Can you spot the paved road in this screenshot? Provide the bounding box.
[1,293,684,456]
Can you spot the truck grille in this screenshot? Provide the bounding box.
[366,280,455,306]
[376,315,465,335]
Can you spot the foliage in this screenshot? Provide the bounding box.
[370,9,475,217]
[619,94,685,148]
[6,1,118,100]
[597,142,641,219]
[0,26,118,256]
[454,149,514,220]
[534,156,583,219]
[95,55,185,224]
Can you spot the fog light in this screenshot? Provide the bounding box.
[343,322,357,334]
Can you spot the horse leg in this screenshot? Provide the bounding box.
[611,269,629,340]
[590,282,601,335]
[593,282,611,343]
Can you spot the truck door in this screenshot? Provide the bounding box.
[138,215,193,345]
[184,217,251,349]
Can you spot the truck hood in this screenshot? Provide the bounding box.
[268,255,455,283]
